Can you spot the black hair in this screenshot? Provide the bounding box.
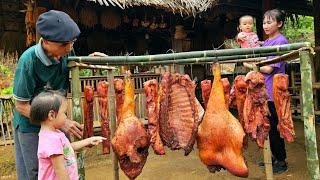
[30,90,66,125]
[263,9,286,28]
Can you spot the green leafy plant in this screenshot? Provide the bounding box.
[283,15,314,45]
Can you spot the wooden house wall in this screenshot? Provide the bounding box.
[0,0,26,54]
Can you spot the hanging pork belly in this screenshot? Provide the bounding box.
[83,86,94,139]
[201,80,212,109]
[243,71,270,148]
[111,74,150,180]
[97,81,111,154]
[159,73,200,155]
[144,79,165,155]
[273,74,295,142]
[197,63,248,177]
[114,78,124,126]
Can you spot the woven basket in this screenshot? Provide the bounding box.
[79,7,98,28]
[100,10,121,30]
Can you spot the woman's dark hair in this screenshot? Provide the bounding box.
[30,90,66,125]
[263,9,286,28]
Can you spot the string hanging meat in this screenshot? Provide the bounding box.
[243,71,270,148]
[111,73,150,180]
[273,74,295,142]
[144,79,165,155]
[197,63,248,177]
[97,81,111,154]
[159,73,200,155]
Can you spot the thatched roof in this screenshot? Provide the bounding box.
[87,0,218,15]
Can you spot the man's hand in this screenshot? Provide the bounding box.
[89,52,108,57]
[61,119,83,139]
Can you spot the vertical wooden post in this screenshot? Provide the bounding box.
[107,69,119,180]
[253,65,273,180]
[314,0,320,81]
[0,99,5,145]
[70,66,85,180]
[263,137,273,180]
[300,50,320,180]
[313,0,320,112]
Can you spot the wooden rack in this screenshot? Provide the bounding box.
[68,42,319,180]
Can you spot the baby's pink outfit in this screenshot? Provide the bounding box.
[237,32,260,48]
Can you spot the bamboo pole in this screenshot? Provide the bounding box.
[68,53,281,66]
[70,66,86,180]
[106,70,119,180]
[299,50,320,180]
[68,43,309,65]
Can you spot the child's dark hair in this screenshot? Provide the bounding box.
[263,9,286,28]
[30,90,66,125]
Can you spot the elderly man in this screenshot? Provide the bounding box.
[13,10,84,180]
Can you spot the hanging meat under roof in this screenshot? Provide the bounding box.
[83,86,94,139]
[111,73,150,179]
[159,73,200,155]
[144,79,165,155]
[197,63,248,177]
[273,73,295,142]
[97,81,111,154]
[243,71,270,148]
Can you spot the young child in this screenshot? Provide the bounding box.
[236,15,260,48]
[243,9,288,174]
[30,91,106,180]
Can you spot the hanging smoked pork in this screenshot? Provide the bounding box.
[221,78,231,109]
[114,78,124,126]
[111,74,150,180]
[234,75,247,127]
[159,73,200,155]
[83,86,94,139]
[201,80,212,109]
[144,79,165,155]
[243,71,270,148]
[273,74,295,142]
[197,63,248,177]
[97,81,111,154]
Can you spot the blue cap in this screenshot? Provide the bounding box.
[36,10,80,42]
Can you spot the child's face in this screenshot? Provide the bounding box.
[263,16,283,37]
[53,100,68,129]
[239,17,254,33]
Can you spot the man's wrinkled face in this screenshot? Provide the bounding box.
[42,39,76,60]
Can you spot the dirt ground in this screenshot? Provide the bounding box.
[0,119,319,180]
